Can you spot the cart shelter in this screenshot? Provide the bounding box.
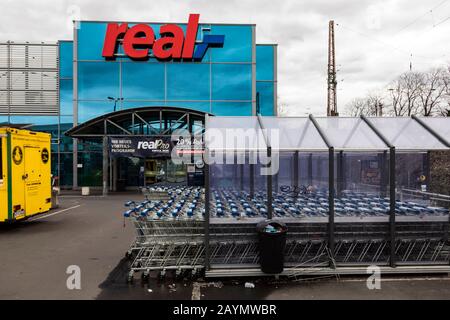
[203,115,450,273]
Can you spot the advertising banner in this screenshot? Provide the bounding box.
[109,136,172,158]
[108,135,204,159]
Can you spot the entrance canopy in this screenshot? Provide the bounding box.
[65,106,208,138]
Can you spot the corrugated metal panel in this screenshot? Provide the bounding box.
[0,42,59,115]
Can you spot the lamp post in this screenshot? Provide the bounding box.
[108,96,124,112]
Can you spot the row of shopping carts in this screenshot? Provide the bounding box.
[123,186,450,281]
[210,188,450,219]
[127,186,449,220]
[124,186,205,281]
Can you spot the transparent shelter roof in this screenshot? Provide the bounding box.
[368,117,448,150]
[260,117,328,151]
[417,117,450,146]
[205,116,450,152]
[314,117,388,151]
[205,116,267,152]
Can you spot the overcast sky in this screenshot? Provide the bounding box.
[1,0,449,115]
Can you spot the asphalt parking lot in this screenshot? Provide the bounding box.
[1,194,450,300]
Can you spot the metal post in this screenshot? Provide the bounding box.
[328,147,335,265]
[380,151,388,197]
[267,146,273,219]
[240,163,244,191]
[308,114,335,266]
[102,136,109,196]
[342,153,347,191]
[204,158,210,271]
[113,157,118,192]
[308,153,313,186]
[234,153,238,188]
[423,152,430,193]
[109,157,113,191]
[337,151,343,197]
[250,163,255,198]
[293,151,299,197]
[389,147,396,267]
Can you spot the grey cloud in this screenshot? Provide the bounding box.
[0,0,448,115]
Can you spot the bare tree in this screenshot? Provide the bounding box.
[388,78,406,116]
[441,64,450,116]
[417,68,447,116]
[345,97,367,116]
[345,65,450,117]
[366,92,385,116]
[346,92,385,116]
[400,71,423,116]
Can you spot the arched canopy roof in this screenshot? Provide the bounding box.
[65,106,209,138]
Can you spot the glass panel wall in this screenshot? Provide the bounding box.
[77,152,102,187]
[59,41,74,187]
[256,45,276,116]
[395,152,449,264]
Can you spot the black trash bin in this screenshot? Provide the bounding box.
[256,220,288,274]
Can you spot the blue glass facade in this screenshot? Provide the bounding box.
[2,19,277,188]
[256,45,277,116]
[72,21,265,122]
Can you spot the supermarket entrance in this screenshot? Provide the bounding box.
[143,159,187,185]
[111,157,188,191]
[65,106,207,194]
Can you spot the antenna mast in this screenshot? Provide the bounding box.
[327,20,338,116]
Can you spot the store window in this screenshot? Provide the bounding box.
[78,61,119,100]
[167,63,210,101]
[256,82,274,116]
[122,62,165,100]
[256,45,274,81]
[212,64,252,101]
[59,41,73,78]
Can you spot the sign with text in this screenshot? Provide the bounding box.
[108,135,204,159]
[109,136,172,158]
[102,14,225,61]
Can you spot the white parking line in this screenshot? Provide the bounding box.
[29,205,81,221]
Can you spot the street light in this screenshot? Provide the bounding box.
[107,96,124,112]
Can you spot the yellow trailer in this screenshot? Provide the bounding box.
[0,128,52,222]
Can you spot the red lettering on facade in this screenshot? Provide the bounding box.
[123,24,155,59]
[102,14,200,61]
[102,23,128,58]
[182,14,199,59]
[152,24,184,60]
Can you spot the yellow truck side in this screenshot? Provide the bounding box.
[0,128,52,222]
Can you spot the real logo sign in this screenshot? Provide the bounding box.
[137,140,170,150]
[102,14,225,61]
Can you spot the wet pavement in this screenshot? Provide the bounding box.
[1,194,450,300]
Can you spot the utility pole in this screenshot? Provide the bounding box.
[327,20,338,116]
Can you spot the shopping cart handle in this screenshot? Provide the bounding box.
[156,209,164,217]
[123,209,135,217]
[125,201,135,207]
[141,208,151,217]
